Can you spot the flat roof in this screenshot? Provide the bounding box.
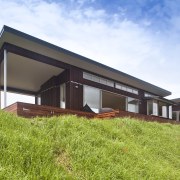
[0,25,171,96]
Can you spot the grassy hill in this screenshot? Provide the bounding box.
[0,111,179,179]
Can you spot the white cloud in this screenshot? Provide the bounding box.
[0,0,179,100]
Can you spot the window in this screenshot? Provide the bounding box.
[169,106,172,119]
[83,72,92,81]
[162,106,167,118]
[92,75,100,83]
[102,91,126,111]
[37,95,41,105]
[153,100,158,116]
[107,80,114,87]
[159,102,167,118]
[144,92,154,97]
[115,83,138,95]
[147,100,153,115]
[83,85,101,113]
[60,83,66,108]
[127,97,139,113]
[133,89,139,94]
[147,100,158,116]
[83,72,114,87]
[100,78,106,85]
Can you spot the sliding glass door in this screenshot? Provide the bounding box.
[83,85,139,113]
[147,100,158,115]
[83,85,101,113]
[127,97,139,113]
[159,101,167,118]
[101,91,126,111]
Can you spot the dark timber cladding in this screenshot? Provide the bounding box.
[39,67,83,110]
[173,104,180,111]
[39,65,149,113]
[40,69,69,107]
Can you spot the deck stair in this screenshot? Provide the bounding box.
[95,110,119,119]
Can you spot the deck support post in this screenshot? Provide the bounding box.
[4,49,7,108]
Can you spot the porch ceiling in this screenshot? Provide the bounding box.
[0,52,64,93]
[0,25,171,97]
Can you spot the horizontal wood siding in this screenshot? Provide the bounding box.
[3,103,18,114]
[16,102,95,118]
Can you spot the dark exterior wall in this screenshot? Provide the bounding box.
[39,67,83,110]
[138,90,147,115]
[173,104,180,111]
[40,76,59,107]
[66,67,83,110]
[39,69,70,107]
[38,66,167,116]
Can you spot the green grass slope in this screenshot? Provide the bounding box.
[0,111,180,180]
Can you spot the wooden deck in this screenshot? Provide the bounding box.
[3,102,95,119]
[3,102,179,125]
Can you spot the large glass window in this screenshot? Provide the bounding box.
[127,97,139,113]
[147,100,153,115]
[83,85,101,112]
[153,100,158,116]
[147,100,158,115]
[60,83,66,109]
[83,72,114,87]
[102,91,126,111]
[115,83,138,95]
[159,102,167,118]
[144,92,154,97]
[169,106,172,119]
[37,95,41,105]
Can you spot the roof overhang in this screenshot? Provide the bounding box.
[0,52,64,94]
[0,25,171,97]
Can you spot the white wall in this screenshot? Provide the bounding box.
[0,91,35,109]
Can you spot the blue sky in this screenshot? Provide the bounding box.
[0,0,180,105]
[64,0,178,28]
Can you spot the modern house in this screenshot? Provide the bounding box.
[0,25,177,120]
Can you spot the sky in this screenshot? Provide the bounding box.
[0,0,180,106]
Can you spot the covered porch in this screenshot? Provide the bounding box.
[0,48,66,109]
